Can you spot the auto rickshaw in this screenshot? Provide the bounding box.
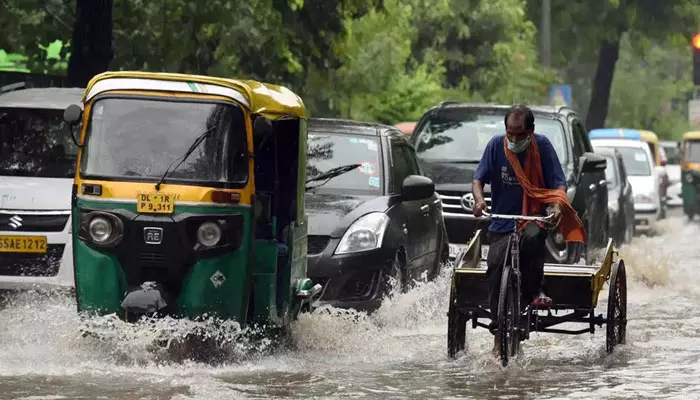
[62,71,322,337]
[680,131,700,220]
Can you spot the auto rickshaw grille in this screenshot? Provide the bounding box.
[139,251,167,266]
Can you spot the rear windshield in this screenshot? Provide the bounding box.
[0,107,77,178]
[684,140,700,163]
[412,111,568,164]
[613,146,652,176]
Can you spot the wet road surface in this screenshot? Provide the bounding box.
[0,214,698,399]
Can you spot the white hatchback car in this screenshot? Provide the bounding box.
[589,129,661,232]
[0,86,84,292]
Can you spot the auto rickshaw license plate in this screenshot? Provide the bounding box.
[137,193,175,214]
[0,235,48,253]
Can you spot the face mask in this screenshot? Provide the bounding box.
[507,136,531,153]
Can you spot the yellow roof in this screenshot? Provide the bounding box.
[683,131,700,140]
[83,71,306,119]
[638,130,659,142]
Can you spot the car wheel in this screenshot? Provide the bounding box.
[623,223,634,244]
[431,229,449,281]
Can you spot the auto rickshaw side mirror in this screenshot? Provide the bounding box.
[63,104,84,147]
[401,175,435,202]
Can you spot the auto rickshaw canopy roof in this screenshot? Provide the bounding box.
[83,71,306,120]
[638,130,659,143]
[683,131,700,140]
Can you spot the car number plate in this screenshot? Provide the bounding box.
[0,235,48,254]
[137,193,175,214]
[448,243,489,260]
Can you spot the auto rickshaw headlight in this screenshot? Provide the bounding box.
[81,211,124,247]
[197,221,222,247]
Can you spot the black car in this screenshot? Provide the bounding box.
[596,147,635,245]
[410,103,608,265]
[305,118,448,312]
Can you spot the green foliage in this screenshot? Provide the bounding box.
[605,35,695,140]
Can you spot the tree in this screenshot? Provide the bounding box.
[67,0,113,87]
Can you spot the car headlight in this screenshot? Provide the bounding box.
[335,212,389,255]
[197,221,222,247]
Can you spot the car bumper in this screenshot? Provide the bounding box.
[633,203,658,230]
[0,227,75,292]
[307,236,396,312]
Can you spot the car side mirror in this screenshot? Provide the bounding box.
[401,175,435,202]
[63,104,84,147]
[580,152,607,174]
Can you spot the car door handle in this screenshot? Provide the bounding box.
[421,204,430,212]
[598,179,606,186]
[589,183,596,191]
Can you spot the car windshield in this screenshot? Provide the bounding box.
[662,144,680,164]
[307,132,382,195]
[80,97,247,183]
[0,107,78,178]
[604,156,618,187]
[605,146,652,176]
[413,111,567,164]
[684,140,700,163]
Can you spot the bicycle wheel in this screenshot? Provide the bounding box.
[447,283,467,358]
[497,266,520,367]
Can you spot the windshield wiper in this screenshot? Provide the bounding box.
[305,163,361,191]
[154,127,216,191]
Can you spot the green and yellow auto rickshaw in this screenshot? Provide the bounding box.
[680,131,700,220]
[63,71,321,334]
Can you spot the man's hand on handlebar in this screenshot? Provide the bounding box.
[473,200,487,217]
[547,203,562,228]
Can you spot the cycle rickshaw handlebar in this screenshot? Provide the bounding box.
[479,211,555,224]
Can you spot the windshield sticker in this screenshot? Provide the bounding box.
[368,176,380,188]
[367,141,378,151]
[358,161,377,176]
[634,153,647,162]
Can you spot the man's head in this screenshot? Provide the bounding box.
[504,104,535,143]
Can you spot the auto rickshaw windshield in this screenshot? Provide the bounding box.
[685,140,700,163]
[79,97,248,183]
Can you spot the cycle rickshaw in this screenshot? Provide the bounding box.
[447,212,627,366]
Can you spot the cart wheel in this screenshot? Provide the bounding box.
[497,267,520,366]
[606,260,627,353]
[447,299,467,359]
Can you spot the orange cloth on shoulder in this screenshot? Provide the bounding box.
[502,136,586,243]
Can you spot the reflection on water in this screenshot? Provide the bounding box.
[1,216,699,399]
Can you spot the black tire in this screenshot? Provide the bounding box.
[431,230,449,281]
[447,286,467,359]
[497,266,520,366]
[606,260,627,353]
[623,221,634,244]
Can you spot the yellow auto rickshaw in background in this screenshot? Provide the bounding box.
[639,130,668,218]
[680,131,700,220]
[62,71,321,337]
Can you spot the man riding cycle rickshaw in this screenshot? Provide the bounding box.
[471,104,586,357]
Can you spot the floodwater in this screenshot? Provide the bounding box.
[1,214,699,399]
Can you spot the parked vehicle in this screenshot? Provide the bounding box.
[589,129,661,232]
[64,71,321,335]
[410,103,608,265]
[639,130,668,218]
[680,131,700,220]
[596,147,635,245]
[0,86,84,292]
[305,118,447,312]
[661,140,682,207]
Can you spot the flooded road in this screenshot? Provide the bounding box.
[1,214,699,399]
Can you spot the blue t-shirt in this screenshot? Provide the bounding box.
[474,134,566,233]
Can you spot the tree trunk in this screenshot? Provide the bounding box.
[67,0,114,88]
[584,30,625,131]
